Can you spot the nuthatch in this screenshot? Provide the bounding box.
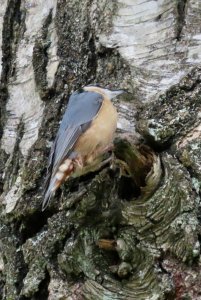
[42,85,126,210]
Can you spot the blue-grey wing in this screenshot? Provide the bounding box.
[45,90,103,181]
[43,126,80,190]
[61,90,103,127]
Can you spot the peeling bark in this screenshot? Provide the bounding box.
[0,1,201,299]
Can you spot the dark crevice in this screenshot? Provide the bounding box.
[1,0,25,84]
[86,35,97,84]
[155,14,162,21]
[0,0,25,143]
[0,223,28,297]
[32,9,53,96]
[143,134,174,153]
[31,269,50,300]
[197,207,201,227]
[95,232,123,281]
[14,249,29,295]
[3,119,24,190]
[0,278,5,300]
[50,230,73,262]
[118,176,141,200]
[176,0,187,41]
[19,209,55,243]
[197,234,201,250]
[0,150,9,195]
[102,250,121,276]
[97,46,115,59]
[146,215,163,225]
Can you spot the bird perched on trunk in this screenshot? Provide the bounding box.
[42,85,126,210]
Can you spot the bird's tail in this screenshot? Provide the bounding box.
[42,158,75,210]
[42,176,58,211]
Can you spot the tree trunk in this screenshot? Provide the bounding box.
[0,0,201,299]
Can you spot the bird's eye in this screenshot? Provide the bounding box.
[76,88,84,94]
[96,97,102,104]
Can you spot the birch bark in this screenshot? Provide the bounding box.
[0,1,201,299]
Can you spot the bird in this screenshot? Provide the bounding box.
[42,85,126,210]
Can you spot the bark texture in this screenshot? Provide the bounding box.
[0,0,201,299]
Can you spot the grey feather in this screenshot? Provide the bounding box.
[61,90,103,127]
[42,90,103,209]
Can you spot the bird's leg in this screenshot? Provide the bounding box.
[99,143,114,154]
[109,151,115,169]
[70,144,115,178]
[73,156,84,169]
[69,151,84,169]
[97,144,132,173]
[94,143,115,167]
[94,155,112,168]
[114,159,132,177]
[85,143,114,164]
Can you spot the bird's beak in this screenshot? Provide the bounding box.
[105,89,127,99]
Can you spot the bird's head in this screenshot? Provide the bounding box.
[84,84,127,100]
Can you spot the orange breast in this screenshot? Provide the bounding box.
[74,97,118,160]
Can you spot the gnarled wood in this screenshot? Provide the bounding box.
[0,1,201,299]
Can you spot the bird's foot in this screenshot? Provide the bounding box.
[69,151,84,169]
[115,159,132,178]
[100,143,114,154]
[73,156,84,169]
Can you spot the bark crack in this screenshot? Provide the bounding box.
[176,0,187,41]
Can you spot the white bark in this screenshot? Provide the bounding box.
[99,0,201,101]
[0,1,201,299]
[0,0,58,213]
[0,0,8,76]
